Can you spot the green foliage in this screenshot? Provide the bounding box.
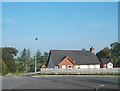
[96,42,120,67]
[2,47,18,56]
[36,50,42,71]
[17,48,48,72]
[17,62,26,72]
[0,47,48,75]
[43,52,49,65]
[29,62,35,72]
[0,59,7,75]
[18,48,32,72]
[82,49,86,51]
[35,50,48,71]
[96,47,111,58]
[1,47,18,75]
[110,42,120,66]
[18,48,31,62]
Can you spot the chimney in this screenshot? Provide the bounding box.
[90,47,94,53]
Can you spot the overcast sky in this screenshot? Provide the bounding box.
[2,2,118,55]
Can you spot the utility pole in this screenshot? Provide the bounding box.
[35,38,38,73]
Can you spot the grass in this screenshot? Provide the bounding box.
[31,73,119,77]
[2,71,119,78]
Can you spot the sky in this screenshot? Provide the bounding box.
[2,2,118,56]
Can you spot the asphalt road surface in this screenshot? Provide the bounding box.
[1,76,120,90]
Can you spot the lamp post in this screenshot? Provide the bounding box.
[35,38,38,73]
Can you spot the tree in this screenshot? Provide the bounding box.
[43,52,49,65]
[35,51,48,71]
[82,49,86,51]
[0,59,7,75]
[96,42,120,67]
[110,42,120,66]
[2,47,18,74]
[96,47,111,59]
[36,50,42,71]
[36,50,42,63]
[2,47,18,57]
[110,42,120,58]
[18,48,28,62]
[17,62,26,73]
[29,62,35,72]
[18,48,31,72]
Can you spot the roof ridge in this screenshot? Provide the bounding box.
[50,50,90,52]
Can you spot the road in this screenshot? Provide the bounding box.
[1,75,120,90]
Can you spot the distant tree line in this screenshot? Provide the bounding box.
[0,47,48,75]
[0,42,120,75]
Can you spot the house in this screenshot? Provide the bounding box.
[46,47,101,69]
[99,58,113,68]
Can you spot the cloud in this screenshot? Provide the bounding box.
[3,18,15,24]
[88,23,102,28]
[87,22,109,29]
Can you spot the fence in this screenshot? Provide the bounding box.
[40,68,120,75]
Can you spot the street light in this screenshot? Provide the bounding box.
[35,38,38,73]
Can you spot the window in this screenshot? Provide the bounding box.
[68,65,72,69]
[55,66,58,68]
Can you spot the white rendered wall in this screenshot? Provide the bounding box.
[79,65,89,69]
[107,62,113,68]
[75,65,81,69]
[76,64,100,69]
[94,65,100,68]
[89,65,94,68]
